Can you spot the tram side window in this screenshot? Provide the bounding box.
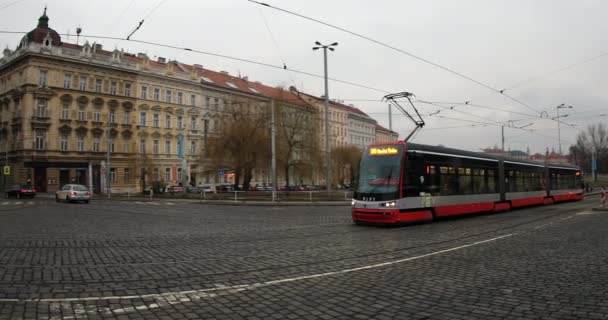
[458,167,472,195]
[487,169,496,193]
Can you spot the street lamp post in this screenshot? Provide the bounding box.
[313,41,338,193]
[555,104,573,154]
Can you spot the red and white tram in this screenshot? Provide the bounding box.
[352,141,584,225]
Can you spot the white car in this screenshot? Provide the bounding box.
[56,184,91,203]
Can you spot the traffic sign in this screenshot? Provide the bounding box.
[101,167,107,174]
[3,166,9,175]
[217,168,225,176]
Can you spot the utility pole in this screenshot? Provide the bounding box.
[106,121,111,198]
[313,41,338,192]
[270,100,277,200]
[501,125,505,153]
[388,103,392,132]
[555,104,573,154]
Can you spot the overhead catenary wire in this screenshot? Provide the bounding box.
[247,0,542,115]
[257,5,297,88]
[0,30,578,145]
[0,0,26,12]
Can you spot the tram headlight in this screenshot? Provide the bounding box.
[351,200,355,206]
[383,201,396,207]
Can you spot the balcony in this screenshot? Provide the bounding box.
[31,112,51,129]
[91,121,104,128]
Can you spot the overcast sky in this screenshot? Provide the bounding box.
[1,0,607,154]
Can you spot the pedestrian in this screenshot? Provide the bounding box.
[601,187,606,207]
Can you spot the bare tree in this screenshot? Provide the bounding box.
[332,145,362,186]
[205,98,269,190]
[274,88,319,188]
[569,122,608,172]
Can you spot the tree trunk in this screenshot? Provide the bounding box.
[284,164,290,189]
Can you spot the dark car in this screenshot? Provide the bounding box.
[5,184,36,199]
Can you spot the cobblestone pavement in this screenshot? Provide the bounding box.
[0,197,606,319]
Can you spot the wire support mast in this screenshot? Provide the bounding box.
[383,92,425,142]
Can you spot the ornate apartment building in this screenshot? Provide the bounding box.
[0,10,396,192]
[0,10,272,193]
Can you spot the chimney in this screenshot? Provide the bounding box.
[137,53,148,59]
[158,57,166,63]
[242,76,248,81]
[193,64,202,69]
[94,43,102,52]
[220,71,229,75]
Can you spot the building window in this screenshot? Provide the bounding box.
[190,140,196,155]
[109,110,116,124]
[123,111,130,124]
[153,113,159,127]
[93,137,100,152]
[110,81,117,95]
[205,96,210,109]
[35,130,46,150]
[153,88,160,101]
[109,140,115,153]
[79,76,87,91]
[123,139,131,153]
[190,117,196,129]
[124,168,130,182]
[78,106,86,121]
[177,168,182,181]
[166,90,172,103]
[139,112,147,126]
[39,70,47,87]
[35,98,47,117]
[61,102,70,120]
[153,140,159,155]
[165,114,171,128]
[60,135,68,151]
[110,168,116,183]
[165,167,171,181]
[177,92,183,105]
[64,74,71,89]
[141,85,147,99]
[153,168,159,181]
[124,83,132,97]
[177,116,183,129]
[93,110,101,122]
[77,135,84,152]
[140,139,146,154]
[95,79,102,93]
[191,94,196,107]
[214,98,219,110]
[165,141,171,155]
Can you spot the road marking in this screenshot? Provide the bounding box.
[0,233,515,305]
[133,202,145,205]
[2,202,8,205]
[148,202,161,205]
[14,201,21,205]
[27,201,34,205]
[165,202,175,205]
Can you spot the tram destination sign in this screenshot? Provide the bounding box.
[369,147,399,156]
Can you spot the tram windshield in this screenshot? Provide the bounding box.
[354,145,403,201]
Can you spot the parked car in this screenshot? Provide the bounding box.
[216,184,234,193]
[168,186,184,193]
[200,185,214,193]
[5,184,36,199]
[55,184,91,203]
[186,186,200,193]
